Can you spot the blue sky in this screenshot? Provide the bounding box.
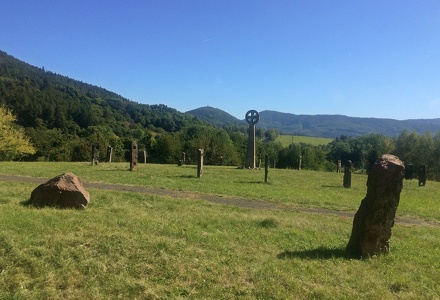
[1,1,439,120]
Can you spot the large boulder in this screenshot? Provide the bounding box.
[346,154,404,258]
[29,172,90,209]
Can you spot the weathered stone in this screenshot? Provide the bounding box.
[343,160,352,188]
[245,110,259,169]
[264,154,269,183]
[418,165,426,186]
[139,150,147,164]
[346,154,404,258]
[404,163,413,180]
[91,143,99,165]
[29,173,90,209]
[337,160,342,173]
[197,148,204,178]
[106,146,113,163]
[130,141,138,171]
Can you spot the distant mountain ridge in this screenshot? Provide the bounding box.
[187,107,440,138]
[258,111,440,137]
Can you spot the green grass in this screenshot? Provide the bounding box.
[276,135,333,147]
[1,162,438,221]
[1,162,439,299]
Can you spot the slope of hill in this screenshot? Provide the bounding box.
[186,106,245,128]
[0,50,200,134]
[186,107,440,138]
[257,111,440,137]
[2,48,439,141]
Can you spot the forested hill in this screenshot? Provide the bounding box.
[188,106,440,138]
[0,50,200,134]
[186,106,245,128]
[3,48,438,141]
[258,111,440,137]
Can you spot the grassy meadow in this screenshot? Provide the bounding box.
[275,135,333,147]
[1,162,439,299]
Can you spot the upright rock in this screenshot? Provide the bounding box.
[130,141,139,171]
[29,173,90,209]
[346,154,404,258]
[343,160,352,188]
[418,165,426,186]
[197,148,204,178]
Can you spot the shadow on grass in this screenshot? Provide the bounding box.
[321,184,345,189]
[277,247,348,260]
[166,174,198,179]
[20,199,32,207]
[94,168,129,172]
[20,199,85,209]
[234,181,272,185]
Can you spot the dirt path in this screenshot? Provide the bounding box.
[2,174,439,228]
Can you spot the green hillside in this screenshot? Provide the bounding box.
[0,50,200,134]
[258,110,440,138]
[276,135,333,147]
[0,50,205,162]
[187,107,440,138]
[186,106,245,128]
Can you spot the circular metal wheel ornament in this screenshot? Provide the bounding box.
[245,110,260,125]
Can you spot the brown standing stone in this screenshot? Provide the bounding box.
[343,160,352,188]
[418,165,426,186]
[130,141,138,171]
[29,173,90,209]
[91,143,99,165]
[346,154,404,258]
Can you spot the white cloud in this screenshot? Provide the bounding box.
[201,38,216,44]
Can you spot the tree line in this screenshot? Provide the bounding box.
[3,104,440,181]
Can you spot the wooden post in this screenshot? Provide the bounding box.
[106,146,113,163]
[264,154,269,183]
[197,149,204,178]
[91,143,99,165]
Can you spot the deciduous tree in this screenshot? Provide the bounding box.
[0,106,36,160]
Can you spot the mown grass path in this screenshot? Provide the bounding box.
[2,174,438,228]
